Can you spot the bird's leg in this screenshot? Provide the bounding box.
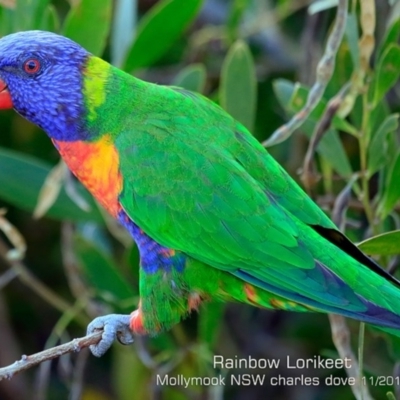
[87,231,195,357]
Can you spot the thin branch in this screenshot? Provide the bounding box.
[328,315,373,400]
[0,332,102,381]
[0,209,26,260]
[328,190,381,388]
[69,349,89,400]
[301,83,351,192]
[0,237,88,327]
[327,174,374,400]
[0,269,18,290]
[263,0,348,147]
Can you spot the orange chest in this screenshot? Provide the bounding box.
[52,135,123,217]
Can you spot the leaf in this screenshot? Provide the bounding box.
[39,4,59,32]
[172,63,206,93]
[373,43,400,107]
[367,113,399,177]
[308,0,338,14]
[378,151,400,219]
[74,235,136,305]
[273,79,353,178]
[123,0,203,71]
[345,13,359,69]
[273,79,358,136]
[63,0,112,56]
[226,0,250,43]
[0,147,103,223]
[0,6,13,37]
[15,0,49,30]
[316,128,353,178]
[377,18,400,62]
[113,346,150,400]
[111,0,137,67]
[358,230,400,256]
[220,40,257,132]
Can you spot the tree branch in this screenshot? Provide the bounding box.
[262,0,348,147]
[0,331,102,381]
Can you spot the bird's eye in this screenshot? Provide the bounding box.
[23,58,41,75]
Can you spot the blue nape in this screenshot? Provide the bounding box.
[118,210,186,274]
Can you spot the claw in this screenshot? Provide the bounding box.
[87,314,135,357]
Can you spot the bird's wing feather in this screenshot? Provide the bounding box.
[116,85,390,315]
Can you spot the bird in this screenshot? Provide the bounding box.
[1,30,400,357]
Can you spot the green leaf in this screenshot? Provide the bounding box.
[39,4,59,32]
[220,40,257,132]
[0,148,103,223]
[274,79,358,136]
[113,346,150,400]
[227,0,250,43]
[378,151,400,219]
[373,44,400,107]
[74,235,135,305]
[15,0,47,30]
[0,7,13,37]
[273,79,353,177]
[124,0,203,71]
[33,0,50,29]
[316,128,352,178]
[367,113,399,177]
[172,64,206,93]
[63,0,112,56]
[345,13,359,69]
[358,230,400,256]
[377,18,400,62]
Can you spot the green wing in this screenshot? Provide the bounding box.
[116,83,400,322]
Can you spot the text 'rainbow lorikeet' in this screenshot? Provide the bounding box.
[1,31,400,357]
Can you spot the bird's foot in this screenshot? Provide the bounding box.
[87,312,141,357]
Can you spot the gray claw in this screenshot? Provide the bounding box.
[87,314,135,357]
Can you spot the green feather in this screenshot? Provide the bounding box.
[88,69,400,332]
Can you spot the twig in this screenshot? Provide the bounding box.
[328,315,373,400]
[0,209,26,260]
[301,83,351,191]
[358,323,366,400]
[328,173,373,400]
[331,175,359,230]
[0,332,102,381]
[263,0,348,147]
[69,349,89,400]
[0,269,18,290]
[0,237,88,327]
[0,292,29,400]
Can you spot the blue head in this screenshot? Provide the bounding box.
[0,30,90,141]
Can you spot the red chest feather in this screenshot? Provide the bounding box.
[52,135,122,217]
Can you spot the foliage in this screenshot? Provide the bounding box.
[1,1,400,400]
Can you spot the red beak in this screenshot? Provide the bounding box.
[0,79,13,109]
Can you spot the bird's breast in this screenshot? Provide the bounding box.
[52,135,123,217]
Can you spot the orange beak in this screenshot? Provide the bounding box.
[0,79,13,109]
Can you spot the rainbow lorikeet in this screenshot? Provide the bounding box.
[1,31,400,357]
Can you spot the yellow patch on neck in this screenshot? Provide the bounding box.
[83,57,110,122]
